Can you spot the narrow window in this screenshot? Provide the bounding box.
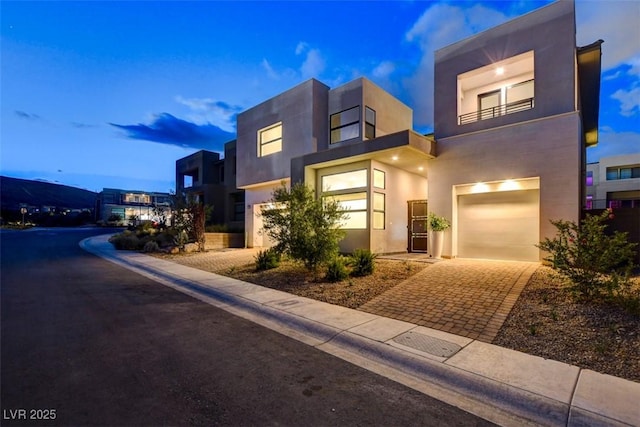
[373,169,385,189]
[330,106,360,144]
[365,106,376,140]
[373,192,385,230]
[478,90,501,120]
[258,122,282,157]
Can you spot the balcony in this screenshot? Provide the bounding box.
[458,97,535,125]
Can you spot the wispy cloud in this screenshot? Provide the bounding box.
[611,87,640,117]
[175,96,241,132]
[372,61,396,80]
[110,113,234,151]
[71,122,97,129]
[296,42,326,79]
[15,110,41,121]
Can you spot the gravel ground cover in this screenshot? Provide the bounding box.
[160,252,639,383]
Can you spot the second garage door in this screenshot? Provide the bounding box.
[457,189,539,261]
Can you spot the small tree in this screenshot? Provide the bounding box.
[261,183,347,271]
[537,209,637,299]
[171,192,210,252]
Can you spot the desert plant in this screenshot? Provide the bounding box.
[109,231,141,250]
[255,248,280,271]
[349,248,377,277]
[260,182,347,271]
[537,209,637,299]
[142,240,160,253]
[325,256,349,282]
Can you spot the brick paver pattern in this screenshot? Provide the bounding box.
[167,249,538,343]
[360,259,539,342]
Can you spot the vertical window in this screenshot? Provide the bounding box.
[330,106,360,144]
[365,106,376,140]
[373,192,385,230]
[258,122,282,157]
[373,169,385,189]
[586,171,593,187]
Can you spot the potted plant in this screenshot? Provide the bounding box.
[428,212,450,259]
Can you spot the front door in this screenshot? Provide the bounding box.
[408,200,428,253]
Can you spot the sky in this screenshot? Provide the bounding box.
[1,0,639,194]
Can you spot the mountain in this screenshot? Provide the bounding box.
[0,176,97,212]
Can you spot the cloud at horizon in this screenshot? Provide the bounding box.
[110,113,234,151]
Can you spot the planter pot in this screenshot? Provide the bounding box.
[431,230,445,259]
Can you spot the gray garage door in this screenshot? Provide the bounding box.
[457,189,539,261]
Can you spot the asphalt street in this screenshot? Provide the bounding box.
[0,228,494,426]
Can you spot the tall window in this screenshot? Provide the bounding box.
[258,122,282,157]
[365,107,376,140]
[321,169,368,229]
[330,106,360,144]
[373,192,385,229]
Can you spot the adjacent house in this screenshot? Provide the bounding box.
[176,140,245,230]
[586,154,640,209]
[96,188,171,224]
[181,1,603,262]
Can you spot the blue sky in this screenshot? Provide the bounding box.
[2,1,639,193]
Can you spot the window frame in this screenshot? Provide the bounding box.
[258,122,283,157]
[373,192,385,230]
[330,106,360,144]
[365,106,376,140]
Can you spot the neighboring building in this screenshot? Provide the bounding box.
[96,188,171,224]
[175,141,245,230]
[586,154,640,209]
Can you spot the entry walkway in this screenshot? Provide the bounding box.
[360,259,538,342]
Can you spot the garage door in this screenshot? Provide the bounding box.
[457,189,539,261]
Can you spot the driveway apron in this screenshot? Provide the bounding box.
[359,259,539,342]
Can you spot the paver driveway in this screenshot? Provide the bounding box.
[359,258,539,342]
[162,249,539,343]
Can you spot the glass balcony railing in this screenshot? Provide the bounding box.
[458,97,534,125]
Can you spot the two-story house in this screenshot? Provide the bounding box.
[586,153,640,209]
[176,140,245,230]
[226,0,602,262]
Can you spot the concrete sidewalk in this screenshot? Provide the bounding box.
[81,235,640,427]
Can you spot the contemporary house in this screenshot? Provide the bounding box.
[177,1,601,261]
[231,1,602,262]
[95,188,171,224]
[176,141,245,230]
[586,153,640,209]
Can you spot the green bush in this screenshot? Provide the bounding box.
[349,249,377,277]
[143,240,160,253]
[260,183,346,271]
[537,209,637,300]
[255,248,280,271]
[109,231,141,250]
[325,256,349,282]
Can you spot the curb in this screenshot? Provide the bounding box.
[81,235,640,427]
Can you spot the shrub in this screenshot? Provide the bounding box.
[349,249,377,277]
[260,183,346,271]
[537,209,637,300]
[109,231,141,250]
[143,240,160,253]
[325,256,349,282]
[255,248,280,271]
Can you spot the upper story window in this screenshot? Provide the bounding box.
[258,122,282,157]
[457,51,534,125]
[124,193,150,204]
[606,165,640,180]
[365,107,376,140]
[586,171,594,187]
[330,106,360,144]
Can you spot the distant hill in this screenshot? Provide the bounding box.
[0,176,97,212]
